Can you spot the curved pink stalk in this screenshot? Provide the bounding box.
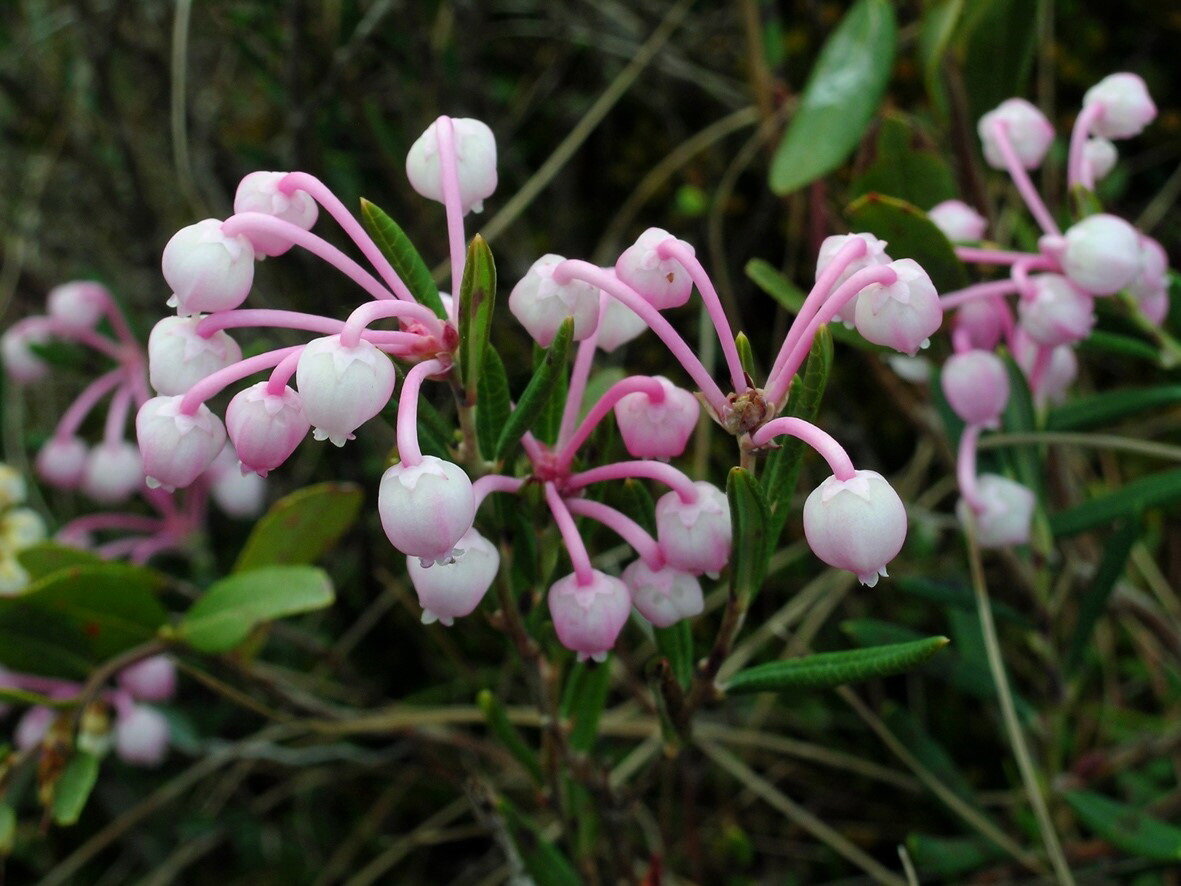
[100,297,138,348]
[339,300,442,348]
[520,431,545,465]
[565,497,663,569]
[198,309,344,338]
[991,120,1060,237]
[552,260,730,416]
[765,265,899,406]
[278,172,417,302]
[93,535,150,560]
[434,116,467,309]
[53,368,127,439]
[952,326,974,354]
[657,239,746,391]
[957,424,985,513]
[557,297,604,451]
[59,513,163,536]
[956,246,1050,267]
[179,346,303,416]
[750,417,856,481]
[544,482,594,586]
[769,238,868,384]
[143,486,182,520]
[3,672,80,696]
[567,460,698,503]
[1011,259,1038,301]
[555,376,667,469]
[266,348,304,395]
[1028,344,1053,400]
[25,317,124,362]
[130,533,182,565]
[396,358,446,466]
[221,213,396,302]
[1067,102,1105,192]
[103,383,134,445]
[473,474,527,509]
[939,278,1022,309]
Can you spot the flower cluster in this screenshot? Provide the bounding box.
[925,73,1167,546]
[0,464,47,594]
[145,114,940,661]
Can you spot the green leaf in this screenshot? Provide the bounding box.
[905,833,1003,878]
[735,332,757,379]
[894,576,1030,627]
[769,0,897,194]
[917,0,964,112]
[15,543,102,582]
[359,198,446,318]
[562,660,612,752]
[1048,385,1181,431]
[176,566,334,653]
[1079,330,1161,365]
[52,752,100,826]
[744,260,878,351]
[997,358,1043,500]
[1050,469,1181,537]
[531,340,568,446]
[849,116,959,209]
[655,621,694,689]
[457,235,496,402]
[499,797,582,886]
[0,605,95,679]
[0,804,14,854]
[495,317,573,460]
[234,482,363,572]
[845,193,970,293]
[1066,519,1140,673]
[727,467,770,604]
[883,704,980,808]
[723,637,948,694]
[477,689,543,785]
[957,0,1037,126]
[476,345,512,462]
[1066,790,1181,862]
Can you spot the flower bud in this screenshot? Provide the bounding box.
[1,508,46,551]
[955,299,1006,352]
[114,704,169,767]
[0,556,29,596]
[1,324,49,384]
[1128,236,1169,325]
[803,470,907,587]
[406,117,498,215]
[205,444,267,518]
[815,233,892,326]
[927,200,987,244]
[81,441,143,504]
[226,382,309,476]
[1083,138,1118,182]
[1012,333,1078,404]
[295,336,396,447]
[147,316,242,396]
[547,569,631,662]
[1060,213,1142,295]
[162,219,256,315]
[655,481,731,576]
[508,255,601,346]
[232,171,319,257]
[15,705,53,751]
[941,350,1010,427]
[36,437,89,489]
[379,456,475,564]
[622,560,703,628]
[406,528,499,625]
[978,98,1054,169]
[614,228,694,310]
[958,474,1035,548]
[854,259,943,355]
[136,396,226,491]
[1083,73,1157,140]
[1017,274,1095,346]
[596,295,647,352]
[613,376,700,460]
[118,656,177,703]
[46,281,109,329]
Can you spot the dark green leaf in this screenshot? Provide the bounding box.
[1079,331,1161,365]
[499,797,582,886]
[1048,386,1181,431]
[917,0,964,112]
[176,566,334,653]
[563,660,612,752]
[905,833,1004,878]
[477,689,543,785]
[476,345,512,462]
[1066,790,1181,862]
[0,804,13,854]
[727,467,770,604]
[998,357,1042,500]
[845,193,970,293]
[655,621,694,689]
[957,0,1038,126]
[1067,519,1140,673]
[458,235,496,401]
[849,116,958,209]
[359,198,446,318]
[496,317,573,460]
[894,576,1030,627]
[883,704,980,808]
[769,0,897,194]
[1050,469,1181,537]
[52,752,100,826]
[15,543,102,582]
[723,637,948,694]
[744,260,882,351]
[0,605,94,679]
[531,340,568,446]
[234,483,363,572]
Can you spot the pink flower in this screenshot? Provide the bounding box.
[225,382,310,476]
[205,443,267,518]
[1,323,49,384]
[46,281,110,329]
[547,569,632,662]
[232,171,319,257]
[36,437,89,489]
[815,233,891,326]
[959,474,1035,548]
[508,254,601,346]
[136,395,227,491]
[162,219,256,315]
[954,299,1006,352]
[613,376,700,459]
[978,98,1054,170]
[1128,236,1169,325]
[378,456,475,564]
[1083,138,1118,182]
[1013,332,1078,404]
[803,470,907,587]
[148,316,242,396]
[118,655,177,702]
[854,259,943,355]
[81,441,143,504]
[595,294,647,352]
[622,560,703,628]
[1060,214,1142,296]
[406,117,498,214]
[614,228,694,310]
[655,481,731,576]
[1017,275,1095,346]
[941,350,1010,427]
[406,528,499,625]
[928,201,987,244]
[1083,73,1157,140]
[295,336,397,447]
[15,706,53,751]
[114,704,170,767]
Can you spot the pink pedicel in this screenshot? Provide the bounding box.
[547,569,632,663]
[1017,275,1096,347]
[1083,138,1118,182]
[853,259,943,355]
[928,200,987,244]
[118,655,177,703]
[206,443,267,518]
[232,171,319,257]
[46,281,110,330]
[614,228,695,310]
[36,437,89,488]
[406,527,500,625]
[1012,333,1079,405]
[226,383,310,477]
[114,704,170,767]
[148,316,242,396]
[654,481,731,577]
[136,396,227,491]
[378,456,476,565]
[81,441,143,504]
[1083,73,1157,140]
[613,376,700,460]
[802,470,907,587]
[941,351,1011,427]
[405,117,498,215]
[595,293,647,352]
[959,474,1036,548]
[815,233,892,326]
[978,99,1054,169]
[508,254,602,346]
[295,336,397,447]
[1060,214,1142,295]
[162,219,256,316]
[622,560,704,628]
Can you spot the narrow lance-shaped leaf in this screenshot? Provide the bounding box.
[735,331,757,379]
[1050,469,1181,537]
[562,659,612,752]
[531,339,569,445]
[655,621,694,689]
[723,637,949,694]
[52,752,100,826]
[458,235,496,403]
[495,317,574,460]
[1065,790,1181,862]
[477,689,543,785]
[1066,518,1140,673]
[358,198,446,318]
[475,345,511,462]
[727,467,770,606]
[1047,385,1181,431]
[499,797,582,886]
